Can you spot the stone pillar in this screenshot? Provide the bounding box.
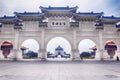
[99,30,104,60]
[40,29,46,60]
[72,49,79,60]
[73,29,77,49]
[99,49,104,60]
[40,49,46,60]
[13,30,19,60]
[0,50,4,60]
[13,49,17,60]
[72,29,79,60]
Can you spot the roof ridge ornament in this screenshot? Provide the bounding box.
[4,15,6,17]
[112,15,114,17]
[67,6,69,8]
[91,11,93,13]
[49,5,51,8]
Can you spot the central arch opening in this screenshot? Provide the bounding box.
[46,37,71,61]
[20,39,39,59]
[78,39,97,60]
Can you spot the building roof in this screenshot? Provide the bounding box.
[0,15,16,19]
[0,15,17,24]
[75,12,103,16]
[0,6,119,23]
[73,12,103,21]
[40,6,78,13]
[14,12,45,21]
[55,46,63,51]
[14,12,43,16]
[101,16,120,19]
[100,16,120,24]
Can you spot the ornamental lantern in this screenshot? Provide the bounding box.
[105,41,117,58]
[1,41,13,58]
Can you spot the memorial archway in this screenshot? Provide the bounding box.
[20,39,39,59]
[46,37,72,61]
[78,39,97,59]
[104,41,117,59]
[1,41,13,58]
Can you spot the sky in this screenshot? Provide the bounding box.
[0,0,120,16]
[78,39,96,52]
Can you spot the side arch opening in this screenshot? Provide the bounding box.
[20,39,40,59]
[78,39,97,60]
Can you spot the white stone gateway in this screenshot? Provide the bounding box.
[0,6,120,61]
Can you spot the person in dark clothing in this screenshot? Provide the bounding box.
[116,56,119,61]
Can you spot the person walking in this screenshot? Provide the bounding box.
[116,56,119,61]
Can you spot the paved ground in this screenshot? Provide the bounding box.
[0,60,120,80]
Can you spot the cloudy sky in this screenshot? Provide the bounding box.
[0,0,120,16]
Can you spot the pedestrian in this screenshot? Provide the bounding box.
[116,56,119,61]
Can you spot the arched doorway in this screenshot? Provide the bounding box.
[1,41,13,58]
[20,39,39,59]
[46,37,71,61]
[78,39,97,60]
[104,41,117,59]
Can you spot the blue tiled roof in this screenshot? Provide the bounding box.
[0,15,16,19]
[76,12,103,16]
[40,6,78,10]
[101,16,120,19]
[40,6,78,13]
[55,46,63,51]
[14,12,42,16]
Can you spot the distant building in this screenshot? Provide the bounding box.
[47,46,70,58]
[55,46,64,56]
